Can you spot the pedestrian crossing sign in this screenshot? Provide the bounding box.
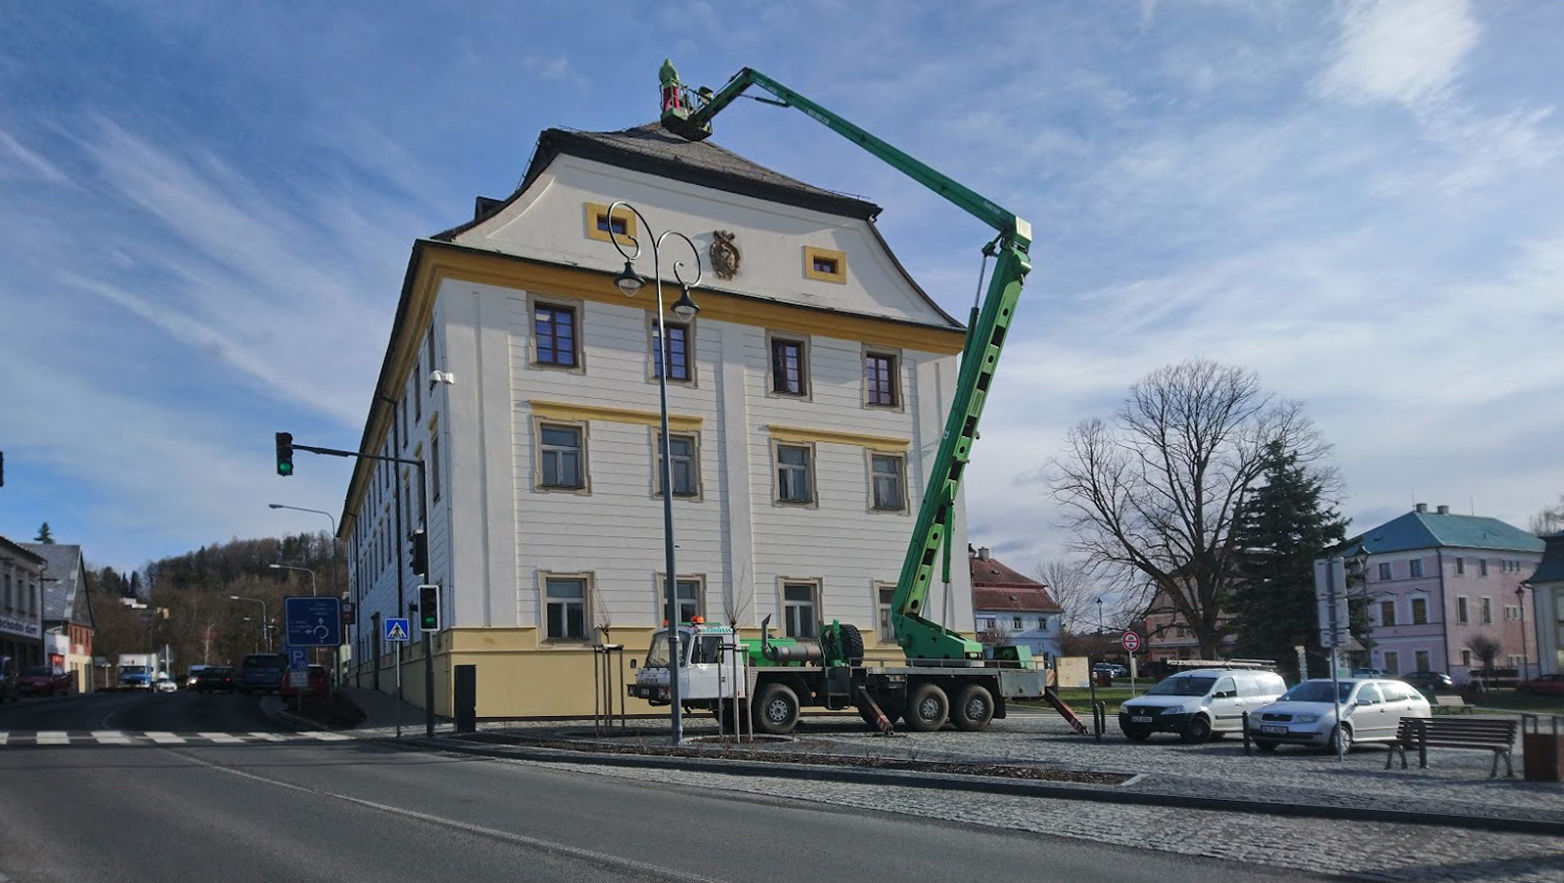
[384,618,411,643]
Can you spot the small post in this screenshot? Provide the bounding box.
[1242,710,1251,755]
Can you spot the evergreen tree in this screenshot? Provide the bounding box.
[1228,441,1348,679]
[35,521,55,544]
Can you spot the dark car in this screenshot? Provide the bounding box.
[194,666,236,693]
[1517,674,1564,697]
[17,666,73,697]
[236,653,286,695]
[280,664,331,699]
[1400,671,1455,693]
[0,657,18,703]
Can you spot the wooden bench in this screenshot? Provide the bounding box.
[1432,694,1475,714]
[1385,717,1518,778]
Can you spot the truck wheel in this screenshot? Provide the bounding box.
[951,684,995,731]
[905,683,949,732]
[752,683,800,735]
[838,623,865,666]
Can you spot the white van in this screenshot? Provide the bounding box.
[1118,667,1287,743]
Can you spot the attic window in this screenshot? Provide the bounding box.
[803,246,846,283]
[585,202,637,243]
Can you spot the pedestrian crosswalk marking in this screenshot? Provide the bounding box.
[36,731,68,745]
[198,731,244,743]
[301,730,352,741]
[248,731,288,741]
[0,730,360,747]
[146,731,183,744]
[0,732,8,746]
[93,730,132,744]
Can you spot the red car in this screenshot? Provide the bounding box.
[1517,674,1564,696]
[17,666,73,697]
[280,665,331,699]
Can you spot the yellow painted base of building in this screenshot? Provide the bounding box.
[347,625,912,719]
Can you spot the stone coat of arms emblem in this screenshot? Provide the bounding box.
[709,230,740,280]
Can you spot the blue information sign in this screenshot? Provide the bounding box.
[284,596,342,647]
[287,647,308,671]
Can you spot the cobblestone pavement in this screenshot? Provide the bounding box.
[451,709,1564,880]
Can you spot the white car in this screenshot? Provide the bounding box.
[1251,678,1431,753]
[154,673,179,693]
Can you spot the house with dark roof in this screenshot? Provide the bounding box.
[1315,504,1544,681]
[969,546,1062,662]
[340,121,974,717]
[1523,533,1564,676]
[22,543,95,693]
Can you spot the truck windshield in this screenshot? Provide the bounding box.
[1145,676,1216,697]
[643,633,692,668]
[120,666,147,675]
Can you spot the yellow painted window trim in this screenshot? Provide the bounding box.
[804,246,847,283]
[531,399,702,431]
[585,202,638,244]
[768,424,909,451]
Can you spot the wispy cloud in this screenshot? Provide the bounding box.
[1315,0,1478,112]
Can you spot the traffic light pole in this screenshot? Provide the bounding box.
[278,438,435,736]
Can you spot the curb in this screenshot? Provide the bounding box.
[375,733,1564,837]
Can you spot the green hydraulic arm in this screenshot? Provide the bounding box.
[659,61,1032,662]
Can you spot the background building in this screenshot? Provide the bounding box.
[968,546,1062,663]
[1319,504,1544,681]
[341,124,974,717]
[1524,533,1564,676]
[0,535,45,668]
[23,543,95,693]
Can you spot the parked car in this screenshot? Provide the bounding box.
[17,666,73,697]
[1092,662,1128,678]
[194,666,236,693]
[1350,668,1385,678]
[237,652,287,695]
[1252,678,1431,753]
[1400,670,1455,693]
[154,673,179,693]
[185,665,210,689]
[1118,667,1288,743]
[280,665,331,699]
[1516,674,1564,696]
[0,657,19,703]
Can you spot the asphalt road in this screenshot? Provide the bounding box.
[0,692,1324,882]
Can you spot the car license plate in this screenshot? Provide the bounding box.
[1261,725,1287,735]
[1131,715,1153,723]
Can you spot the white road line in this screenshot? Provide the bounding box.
[145,732,185,744]
[301,731,352,742]
[247,732,288,742]
[174,752,724,883]
[36,731,69,745]
[197,732,245,744]
[92,730,133,744]
[0,732,8,746]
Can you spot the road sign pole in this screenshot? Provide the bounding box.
[423,631,434,738]
[395,642,402,739]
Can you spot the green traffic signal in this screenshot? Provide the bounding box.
[417,584,440,632]
[275,432,294,476]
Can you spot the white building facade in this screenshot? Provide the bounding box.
[341,125,974,717]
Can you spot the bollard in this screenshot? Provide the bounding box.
[1092,699,1107,740]
[454,664,476,734]
[1242,710,1251,754]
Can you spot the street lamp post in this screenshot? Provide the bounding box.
[231,596,270,651]
[270,504,344,678]
[1517,582,1531,682]
[269,563,318,596]
[604,199,702,747]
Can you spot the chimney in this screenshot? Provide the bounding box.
[1415,503,1428,513]
[977,547,991,560]
[1436,505,1450,515]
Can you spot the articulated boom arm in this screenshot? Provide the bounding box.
[659,61,1032,661]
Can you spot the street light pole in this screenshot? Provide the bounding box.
[269,504,343,678]
[230,596,270,651]
[269,563,318,596]
[1517,582,1531,682]
[605,199,702,747]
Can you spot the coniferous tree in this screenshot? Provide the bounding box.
[1228,441,1348,679]
[35,521,55,544]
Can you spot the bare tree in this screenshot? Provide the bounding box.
[1466,633,1503,671]
[1037,559,1135,635]
[976,621,1013,648]
[1051,360,1327,658]
[1531,495,1564,536]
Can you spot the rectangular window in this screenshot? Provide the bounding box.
[877,585,896,642]
[870,453,906,511]
[584,202,636,243]
[544,576,588,640]
[1457,596,1469,625]
[1379,600,1396,627]
[426,323,437,373]
[1504,605,1521,622]
[658,433,699,498]
[864,352,898,407]
[534,303,577,367]
[1479,558,1488,576]
[656,576,704,624]
[1461,649,1471,667]
[430,434,442,503]
[1455,557,1464,575]
[770,337,807,396]
[1408,558,1423,578]
[783,582,817,639]
[776,444,812,504]
[539,424,585,489]
[803,246,846,283]
[1384,651,1400,675]
[1012,616,1024,630]
[1411,598,1428,625]
[1378,562,1392,581]
[1480,597,1492,625]
[652,322,691,382]
[1415,649,1430,671]
[414,364,422,420]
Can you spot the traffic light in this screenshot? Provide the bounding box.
[417,584,441,632]
[274,432,294,476]
[408,529,429,576]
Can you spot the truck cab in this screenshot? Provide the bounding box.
[629,622,746,709]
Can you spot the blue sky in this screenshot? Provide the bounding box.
[2,0,1560,577]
